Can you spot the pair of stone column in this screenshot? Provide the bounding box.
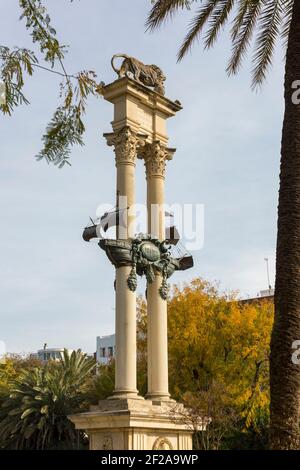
[105,126,174,401]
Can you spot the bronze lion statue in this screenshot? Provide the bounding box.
[111,53,166,95]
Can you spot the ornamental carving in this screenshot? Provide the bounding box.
[139,141,175,178]
[102,434,113,450]
[152,437,173,450]
[99,234,180,300]
[104,126,147,166]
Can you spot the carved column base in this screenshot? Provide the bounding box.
[69,398,197,450]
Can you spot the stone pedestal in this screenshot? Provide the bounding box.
[69,399,194,450]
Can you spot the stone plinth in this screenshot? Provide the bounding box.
[69,398,194,450]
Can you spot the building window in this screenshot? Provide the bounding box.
[108,347,113,357]
[100,347,106,357]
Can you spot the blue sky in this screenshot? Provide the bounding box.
[0,0,283,354]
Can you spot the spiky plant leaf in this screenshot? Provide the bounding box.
[0,350,95,449]
[251,0,283,88]
[177,0,219,61]
[147,0,196,30]
[227,1,263,76]
[147,0,293,88]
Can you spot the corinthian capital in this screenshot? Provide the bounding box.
[139,141,176,178]
[104,126,147,166]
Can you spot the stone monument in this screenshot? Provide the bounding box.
[69,55,199,450]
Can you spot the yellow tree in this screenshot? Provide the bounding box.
[137,278,273,445]
[0,354,42,400]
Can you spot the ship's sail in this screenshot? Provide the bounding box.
[83,209,180,244]
[100,208,128,232]
[82,208,193,272]
[165,211,180,245]
[82,208,127,241]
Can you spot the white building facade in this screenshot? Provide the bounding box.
[36,347,73,363]
[96,334,115,365]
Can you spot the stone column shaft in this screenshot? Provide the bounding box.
[104,127,145,398]
[142,142,175,400]
[114,265,136,394]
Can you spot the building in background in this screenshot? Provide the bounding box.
[96,334,115,365]
[258,288,274,299]
[240,288,274,305]
[34,344,73,363]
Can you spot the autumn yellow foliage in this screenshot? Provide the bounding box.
[137,278,273,434]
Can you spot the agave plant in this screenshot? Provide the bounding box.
[0,349,95,449]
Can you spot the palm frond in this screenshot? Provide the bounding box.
[147,0,293,87]
[251,0,284,88]
[227,0,262,76]
[146,0,194,31]
[281,0,293,48]
[204,0,235,49]
[0,351,94,449]
[177,0,220,61]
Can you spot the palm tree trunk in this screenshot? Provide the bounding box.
[270,0,300,450]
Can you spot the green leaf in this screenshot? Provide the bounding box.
[40,405,49,415]
[21,408,36,419]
